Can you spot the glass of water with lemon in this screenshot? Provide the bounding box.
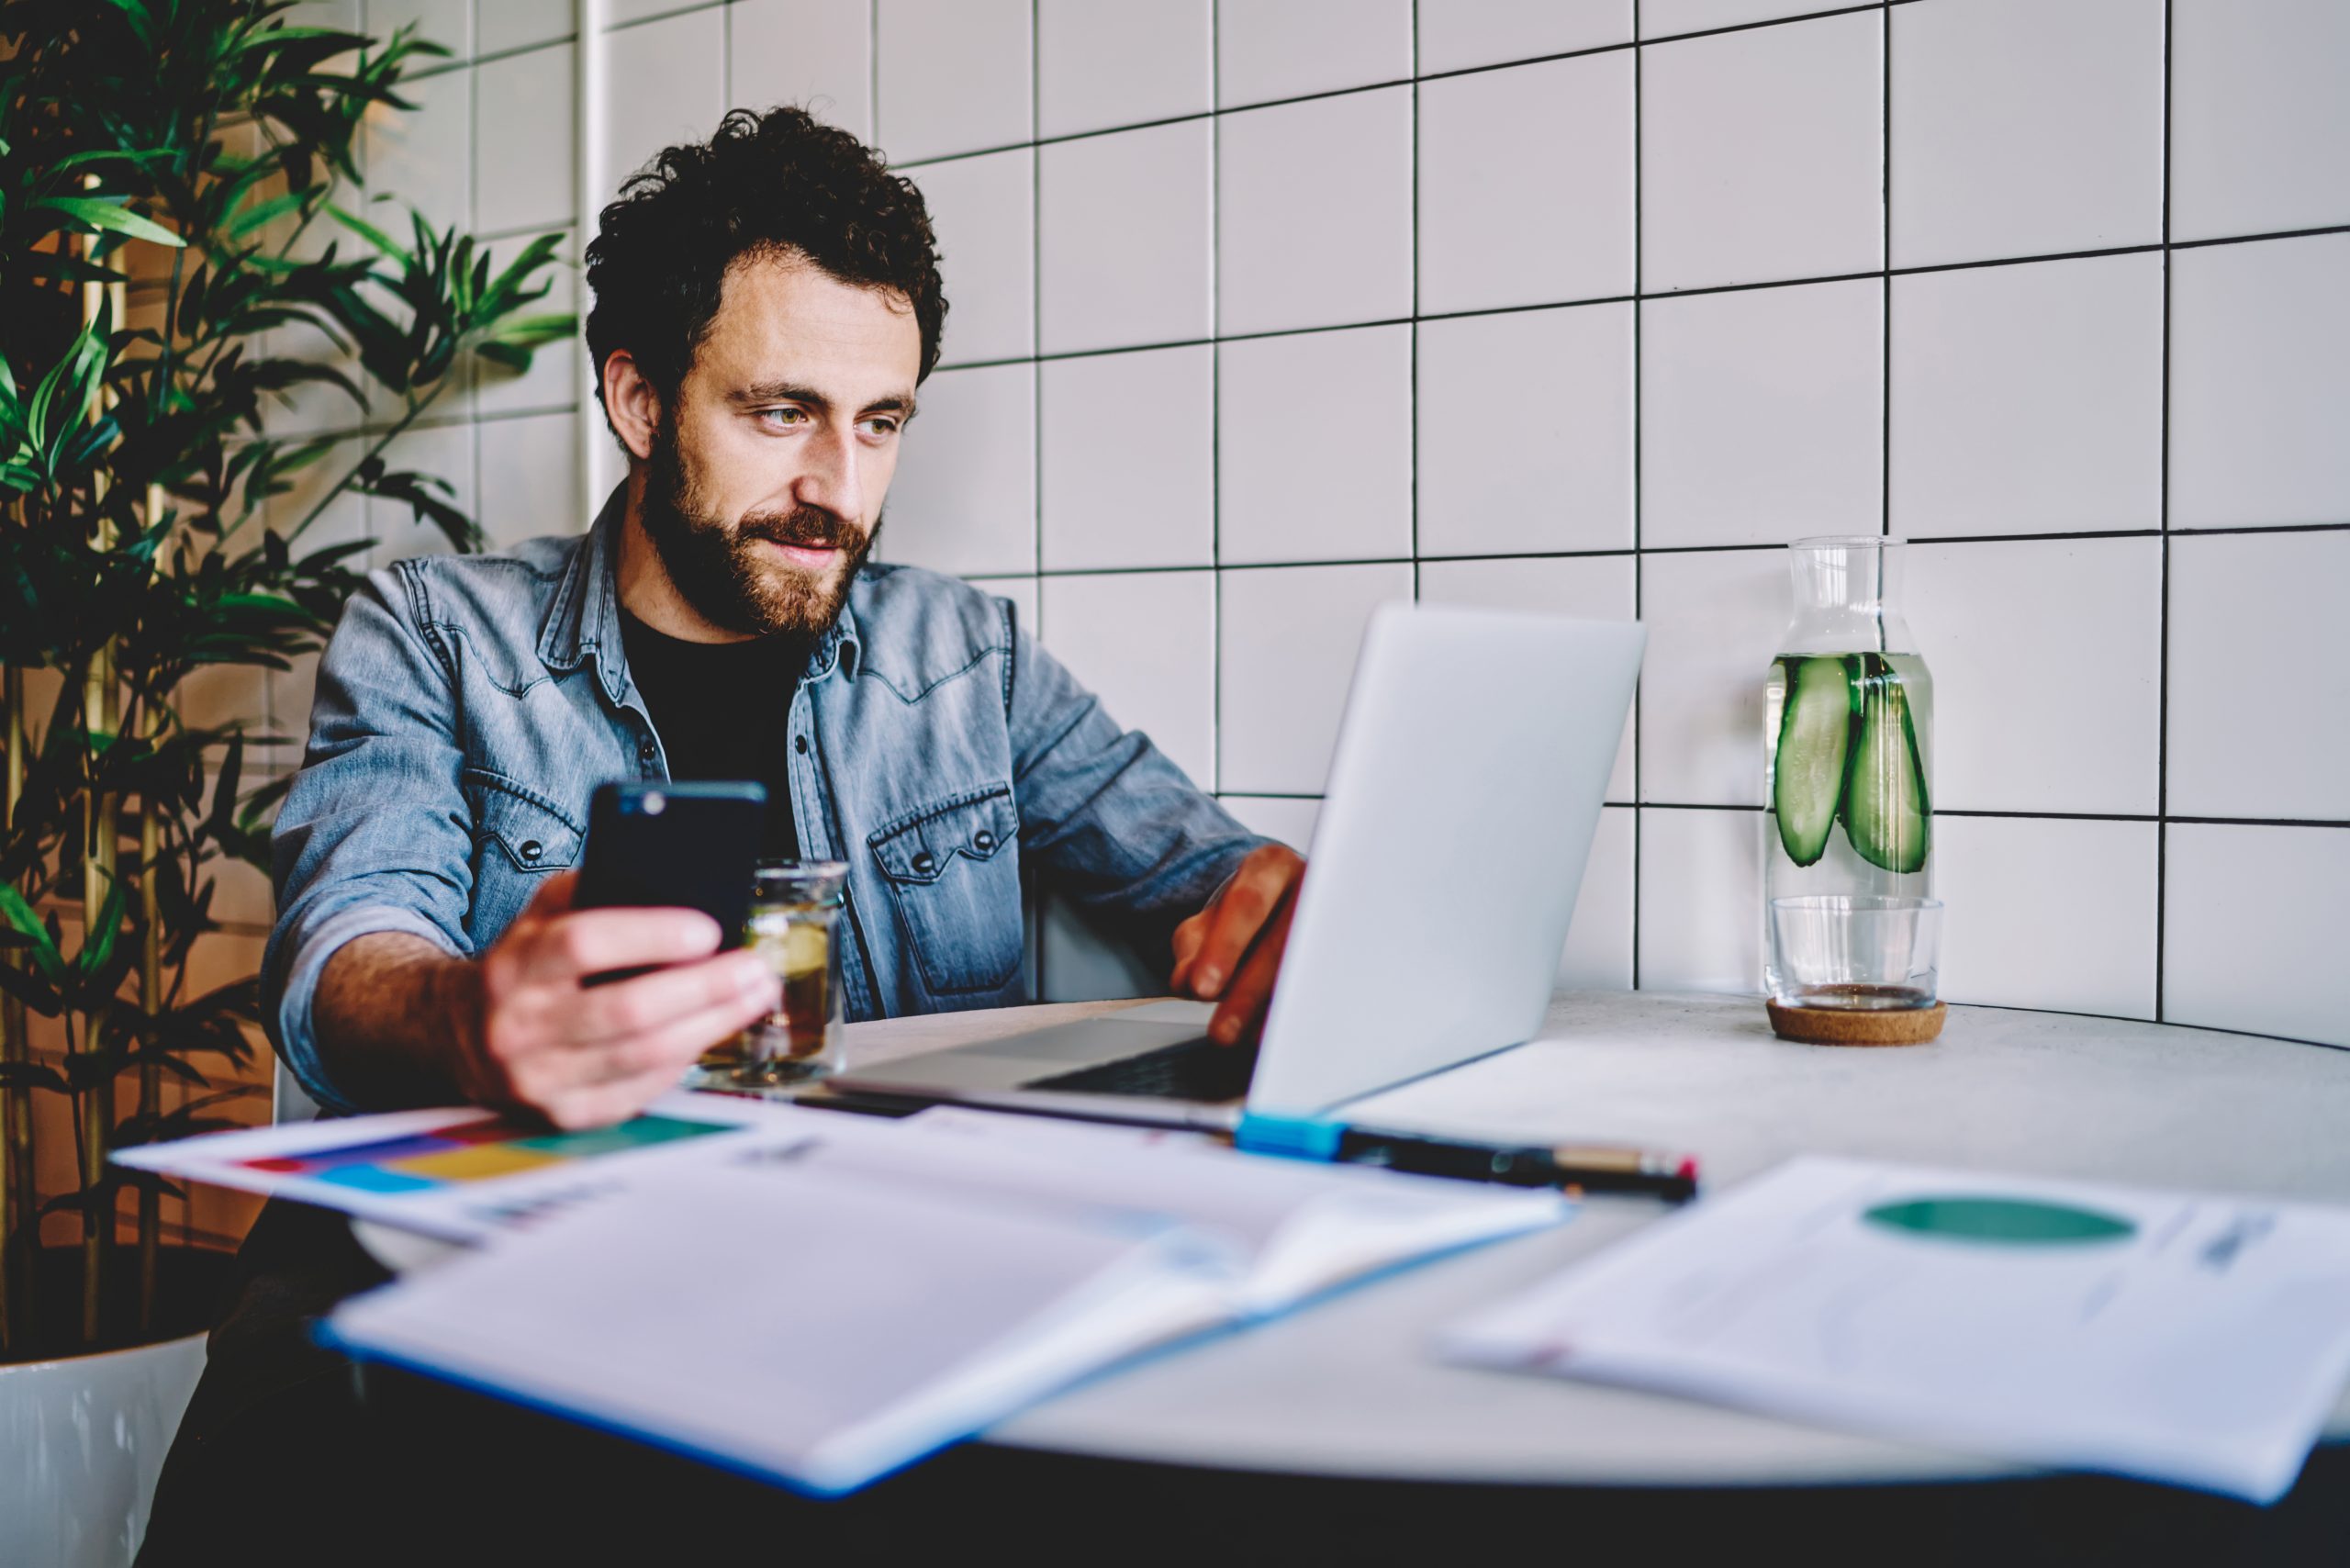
[699,860,847,1087]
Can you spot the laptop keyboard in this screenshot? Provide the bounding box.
[1025,1034,1259,1101]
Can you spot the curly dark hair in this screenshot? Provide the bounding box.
[584,106,948,436]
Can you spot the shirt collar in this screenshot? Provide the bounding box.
[538,484,863,700]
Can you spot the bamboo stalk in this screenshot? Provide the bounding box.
[72,274,124,1345]
[136,487,164,1334]
[135,790,160,1332]
[78,677,115,1346]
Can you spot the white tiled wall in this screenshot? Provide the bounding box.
[304,2,2346,1049]
[852,0,2350,1044]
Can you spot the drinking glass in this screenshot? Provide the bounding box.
[696,860,848,1087]
[1767,895,1942,1011]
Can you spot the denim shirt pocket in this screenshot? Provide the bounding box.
[464,768,585,937]
[868,783,1023,997]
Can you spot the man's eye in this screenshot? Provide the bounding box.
[758,408,808,428]
[858,417,901,438]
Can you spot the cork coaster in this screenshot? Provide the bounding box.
[1767,1000,1946,1047]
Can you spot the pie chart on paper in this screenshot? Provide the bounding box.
[1863,1195,2137,1247]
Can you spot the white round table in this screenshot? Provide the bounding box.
[355,989,2350,1490]
[958,991,2350,1486]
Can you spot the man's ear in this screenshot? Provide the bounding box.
[600,351,662,463]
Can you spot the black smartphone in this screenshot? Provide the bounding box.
[575,782,767,977]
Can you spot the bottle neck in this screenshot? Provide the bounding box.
[1785,545,1916,655]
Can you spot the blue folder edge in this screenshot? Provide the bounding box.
[310,1200,1572,1497]
[310,1315,896,1499]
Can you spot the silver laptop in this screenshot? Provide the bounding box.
[829,603,1645,1130]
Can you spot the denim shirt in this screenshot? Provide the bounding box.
[265,489,1265,1112]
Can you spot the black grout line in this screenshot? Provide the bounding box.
[1639,1,1900,46]
[1879,0,1893,543]
[887,0,1927,176]
[1208,0,1222,799]
[431,32,580,78]
[897,74,1414,170]
[1550,808,2340,832]
[918,218,2350,375]
[475,219,579,246]
[1595,805,2350,829]
[1629,4,1644,991]
[1409,2,1422,608]
[2166,520,2350,537]
[1643,801,1766,812]
[1029,0,1042,589]
[1941,1000,2349,1056]
[606,2,728,38]
[464,0,482,519]
[2155,0,2174,1025]
[1026,0,1046,1001]
[1906,526,2160,545]
[2170,222,2350,252]
[928,521,2350,586]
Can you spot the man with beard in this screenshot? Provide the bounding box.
[137,103,1305,1567]
[263,106,1303,1129]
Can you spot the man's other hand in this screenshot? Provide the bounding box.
[1168,844,1304,1047]
[450,873,779,1128]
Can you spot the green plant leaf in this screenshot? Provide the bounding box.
[0,1060,72,1094]
[76,877,131,982]
[42,196,185,249]
[0,887,65,980]
[325,203,408,262]
[105,1167,194,1202]
[0,959,62,1016]
[222,188,308,240]
[59,1051,127,1093]
[488,309,576,341]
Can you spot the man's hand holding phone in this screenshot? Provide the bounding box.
[313,781,774,1127]
[446,873,779,1128]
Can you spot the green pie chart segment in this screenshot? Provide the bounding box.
[1863,1196,2137,1247]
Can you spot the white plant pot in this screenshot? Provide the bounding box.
[0,1329,207,1568]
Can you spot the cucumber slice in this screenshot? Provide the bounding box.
[1841,655,1931,875]
[1772,655,1855,868]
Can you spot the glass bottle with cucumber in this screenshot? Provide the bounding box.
[1764,537,1934,997]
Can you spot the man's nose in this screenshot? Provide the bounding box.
[794,423,865,524]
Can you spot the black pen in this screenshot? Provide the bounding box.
[1339,1132,1700,1202]
[1233,1114,1700,1203]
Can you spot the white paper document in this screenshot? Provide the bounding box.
[1439,1156,2350,1503]
[325,1120,1570,1493]
[327,1164,1237,1494]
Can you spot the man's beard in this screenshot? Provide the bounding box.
[639,421,878,638]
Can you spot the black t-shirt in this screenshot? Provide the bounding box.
[618,610,810,859]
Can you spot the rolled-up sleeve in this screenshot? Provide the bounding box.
[1004,615,1268,961]
[263,566,476,1111]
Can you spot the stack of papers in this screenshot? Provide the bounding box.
[1441,1156,2350,1502]
[126,1094,1568,1493]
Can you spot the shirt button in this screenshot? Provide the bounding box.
[520,840,543,863]
[794,734,810,755]
[638,738,657,764]
[911,852,936,876]
[973,831,995,852]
